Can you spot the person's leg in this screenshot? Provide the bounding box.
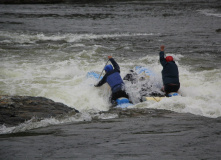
[120,90,129,99]
[164,84,180,95]
[110,92,118,106]
[117,90,133,104]
[164,84,171,96]
[112,90,129,101]
[174,84,180,92]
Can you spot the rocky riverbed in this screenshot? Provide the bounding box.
[1,106,221,160]
[1,95,221,160]
[0,95,79,126]
[0,95,172,127]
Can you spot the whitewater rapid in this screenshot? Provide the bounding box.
[1,32,221,119]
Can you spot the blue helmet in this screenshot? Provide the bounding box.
[104,64,113,72]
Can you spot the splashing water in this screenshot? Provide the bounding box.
[0,30,220,134]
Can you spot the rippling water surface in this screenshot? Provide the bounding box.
[0,0,221,132]
[0,1,221,159]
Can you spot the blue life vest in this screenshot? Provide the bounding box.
[106,72,123,90]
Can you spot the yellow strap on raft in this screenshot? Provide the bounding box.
[145,97,165,102]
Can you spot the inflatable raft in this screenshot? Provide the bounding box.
[87,66,180,108]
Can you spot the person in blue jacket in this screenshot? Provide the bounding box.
[159,46,180,96]
[94,56,129,105]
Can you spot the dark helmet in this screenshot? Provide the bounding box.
[165,56,173,62]
[104,64,113,72]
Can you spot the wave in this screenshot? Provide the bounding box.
[198,9,221,18]
[1,58,221,134]
[0,31,221,135]
[0,111,118,135]
[0,31,155,44]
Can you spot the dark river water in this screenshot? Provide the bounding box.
[0,0,221,159]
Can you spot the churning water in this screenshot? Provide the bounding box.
[0,0,221,134]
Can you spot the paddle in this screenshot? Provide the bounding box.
[98,59,109,79]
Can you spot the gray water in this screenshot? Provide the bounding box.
[0,0,221,159]
[1,109,221,160]
[1,1,221,67]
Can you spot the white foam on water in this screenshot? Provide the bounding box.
[198,9,221,18]
[131,58,221,118]
[0,31,154,44]
[0,111,118,134]
[0,54,113,112]
[1,41,220,119]
[1,31,221,134]
[109,53,221,118]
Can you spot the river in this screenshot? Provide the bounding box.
[0,0,221,159]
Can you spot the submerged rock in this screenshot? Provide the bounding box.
[216,29,221,33]
[0,95,79,126]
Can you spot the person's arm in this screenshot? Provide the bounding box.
[159,45,167,66]
[108,56,120,72]
[94,74,107,87]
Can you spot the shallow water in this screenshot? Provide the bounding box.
[1,109,221,160]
